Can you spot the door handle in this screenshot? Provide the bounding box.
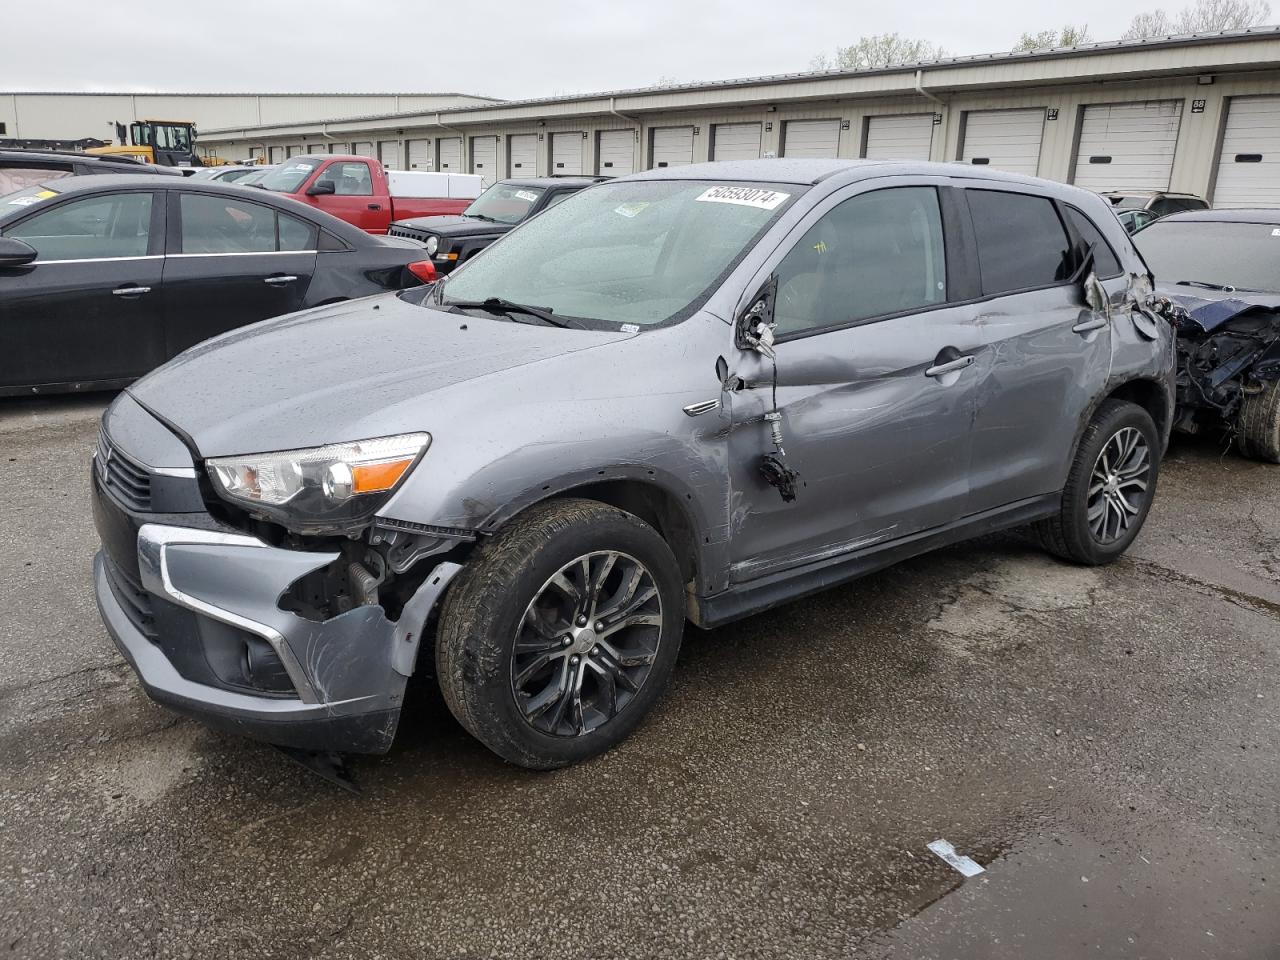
[1072,314,1108,334]
[111,285,151,297]
[367,203,382,211]
[925,354,975,378]
[263,275,298,286]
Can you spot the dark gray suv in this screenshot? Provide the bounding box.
[92,160,1175,768]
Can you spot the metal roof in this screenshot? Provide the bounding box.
[195,25,1280,137]
[0,91,504,99]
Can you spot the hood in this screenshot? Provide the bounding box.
[393,215,507,238]
[128,293,632,457]
[1153,283,1280,333]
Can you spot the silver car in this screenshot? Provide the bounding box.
[92,160,1175,768]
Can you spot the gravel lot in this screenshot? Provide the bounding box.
[1,393,1276,960]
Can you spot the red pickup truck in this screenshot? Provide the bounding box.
[254,154,483,234]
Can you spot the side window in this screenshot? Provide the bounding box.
[323,161,373,196]
[180,194,275,253]
[278,211,318,251]
[1062,206,1123,279]
[966,189,1073,296]
[180,194,318,253]
[773,186,947,337]
[543,190,578,211]
[4,192,153,261]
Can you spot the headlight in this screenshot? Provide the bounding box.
[425,235,438,256]
[206,433,429,531]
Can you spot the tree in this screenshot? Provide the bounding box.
[810,33,948,72]
[1012,25,1093,51]
[1122,0,1271,38]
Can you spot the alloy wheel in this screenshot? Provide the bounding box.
[511,551,663,738]
[1087,426,1151,544]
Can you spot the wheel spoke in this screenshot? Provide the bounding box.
[511,549,664,739]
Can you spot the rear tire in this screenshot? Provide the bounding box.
[1237,381,1280,463]
[436,498,684,769]
[1033,400,1160,565]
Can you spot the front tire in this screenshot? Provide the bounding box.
[1034,400,1160,565]
[436,498,685,768]
[1237,381,1280,463]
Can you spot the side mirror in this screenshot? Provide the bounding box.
[307,179,336,197]
[0,237,38,267]
[735,275,778,359]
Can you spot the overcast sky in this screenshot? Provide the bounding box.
[4,0,1167,98]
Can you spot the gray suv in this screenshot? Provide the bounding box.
[92,160,1175,768]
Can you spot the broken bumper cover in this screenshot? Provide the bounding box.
[93,520,459,754]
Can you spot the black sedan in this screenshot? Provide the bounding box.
[1134,208,1280,461]
[388,177,605,273]
[0,174,437,396]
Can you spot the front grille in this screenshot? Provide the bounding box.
[96,427,152,511]
[103,554,157,639]
[387,224,429,244]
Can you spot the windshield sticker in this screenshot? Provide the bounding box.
[613,202,650,219]
[620,323,640,333]
[7,195,43,206]
[515,190,540,203]
[1272,228,1280,237]
[695,186,791,210]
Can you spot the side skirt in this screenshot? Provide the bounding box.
[691,493,1060,629]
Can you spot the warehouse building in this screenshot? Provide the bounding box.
[197,28,1280,205]
[0,92,500,146]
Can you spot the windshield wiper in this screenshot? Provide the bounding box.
[1176,280,1235,291]
[465,213,495,222]
[445,297,570,328]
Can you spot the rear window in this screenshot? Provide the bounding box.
[1062,206,1123,279]
[967,190,1074,296]
[0,168,72,196]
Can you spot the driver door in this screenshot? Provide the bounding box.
[726,183,985,584]
[160,191,318,357]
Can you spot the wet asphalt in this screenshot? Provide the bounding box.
[0,394,1276,960]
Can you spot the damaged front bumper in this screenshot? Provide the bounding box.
[93,483,459,754]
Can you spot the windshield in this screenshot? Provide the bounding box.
[187,168,221,180]
[1135,220,1280,294]
[463,182,548,224]
[440,180,799,327]
[258,158,322,193]
[0,183,63,209]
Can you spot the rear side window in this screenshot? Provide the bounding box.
[966,189,1073,296]
[1062,206,1122,279]
[180,193,317,253]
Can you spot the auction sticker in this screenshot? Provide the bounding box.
[515,190,540,202]
[695,186,790,210]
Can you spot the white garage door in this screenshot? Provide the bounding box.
[651,126,694,168]
[470,136,498,187]
[268,146,284,163]
[1212,95,1280,207]
[351,141,376,159]
[864,115,934,160]
[552,133,584,175]
[509,134,537,177]
[407,139,431,170]
[286,145,301,158]
[712,123,762,161]
[783,119,841,158]
[961,108,1045,176]
[327,143,348,155]
[1072,101,1183,192]
[437,137,462,172]
[378,141,401,169]
[307,143,326,154]
[597,129,635,175]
